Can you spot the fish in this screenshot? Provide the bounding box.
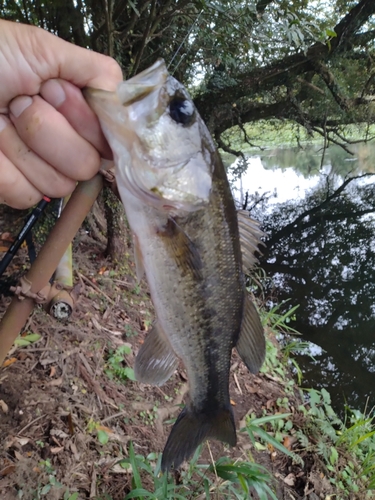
[84,59,266,472]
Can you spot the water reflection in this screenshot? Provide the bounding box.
[233,143,375,414]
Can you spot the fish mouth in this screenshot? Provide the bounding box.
[116,59,168,105]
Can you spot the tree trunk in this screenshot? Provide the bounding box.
[103,187,130,262]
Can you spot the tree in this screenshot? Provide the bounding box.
[2,1,375,145]
[2,0,375,258]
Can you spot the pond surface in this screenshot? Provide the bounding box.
[231,143,375,415]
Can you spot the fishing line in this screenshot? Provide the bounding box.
[168,9,203,74]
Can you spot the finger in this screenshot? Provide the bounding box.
[40,79,112,159]
[0,115,76,198]
[23,22,123,90]
[9,95,101,181]
[0,122,42,209]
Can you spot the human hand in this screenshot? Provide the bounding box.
[0,19,122,209]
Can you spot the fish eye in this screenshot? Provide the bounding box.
[169,98,195,126]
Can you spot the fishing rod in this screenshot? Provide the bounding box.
[0,195,51,277]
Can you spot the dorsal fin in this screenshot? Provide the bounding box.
[237,210,265,271]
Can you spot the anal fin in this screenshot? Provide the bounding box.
[236,294,266,374]
[134,321,179,386]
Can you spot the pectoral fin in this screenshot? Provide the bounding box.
[134,321,179,386]
[159,217,202,278]
[236,294,265,373]
[237,211,265,271]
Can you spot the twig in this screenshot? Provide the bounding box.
[77,272,115,305]
[233,372,243,395]
[101,410,128,424]
[18,414,46,435]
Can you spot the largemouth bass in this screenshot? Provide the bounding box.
[84,60,265,471]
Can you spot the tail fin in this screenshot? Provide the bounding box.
[161,406,236,472]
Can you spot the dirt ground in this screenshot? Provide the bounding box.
[0,207,336,500]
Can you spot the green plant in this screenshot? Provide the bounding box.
[120,441,278,499]
[296,388,375,497]
[14,332,41,347]
[244,413,303,466]
[105,344,136,382]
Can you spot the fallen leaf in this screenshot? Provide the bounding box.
[48,377,63,386]
[49,366,57,378]
[14,451,23,461]
[0,464,16,476]
[230,399,236,406]
[283,435,293,450]
[266,399,275,410]
[16,438,29,446]
[284,473,296,486]
[50,446,64,454]
[50,429,69,438]
[1,232,14,242]
[97,425,114,434]
[98,267,107,275]
[0,245,10,252]
[0,400,9,413]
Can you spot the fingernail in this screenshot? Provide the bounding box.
[10,96,33,118]
[40,79,66,108]
[0,115,9,132]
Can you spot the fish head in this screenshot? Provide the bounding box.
[84,59,214,212]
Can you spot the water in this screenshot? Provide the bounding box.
[231,143,375,415]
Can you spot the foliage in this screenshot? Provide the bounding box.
[119,441,278,499]
[296,389,375,496]
[105,343,136,382]
[1,1,375,151]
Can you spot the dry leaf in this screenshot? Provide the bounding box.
[48,377,63,386]
[1,232,13,242]
[284,473,296,486]
[16,438,29,446]
[97,425,113,434]
[50,446,64,454]
[2,358,17,368]
[283,436,293,450]
[230,399,236,406]
[0,464,16,476]
[50,429,69,439]
[0,400,9,413]
[14,451,23,461]
[49,366,57,378]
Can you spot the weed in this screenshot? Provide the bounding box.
[120,442,278,499]
[105,344,136,382]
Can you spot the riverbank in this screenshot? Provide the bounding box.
[0,209,374,499]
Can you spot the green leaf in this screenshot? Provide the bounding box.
[124,367,137,381]
[124,488,155,499]
[326,29,337,38]
[14,338,31,346]
[23,333,41,342]
[97,429,109,445]
[41,484,51,495]
[129,442,142,490]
